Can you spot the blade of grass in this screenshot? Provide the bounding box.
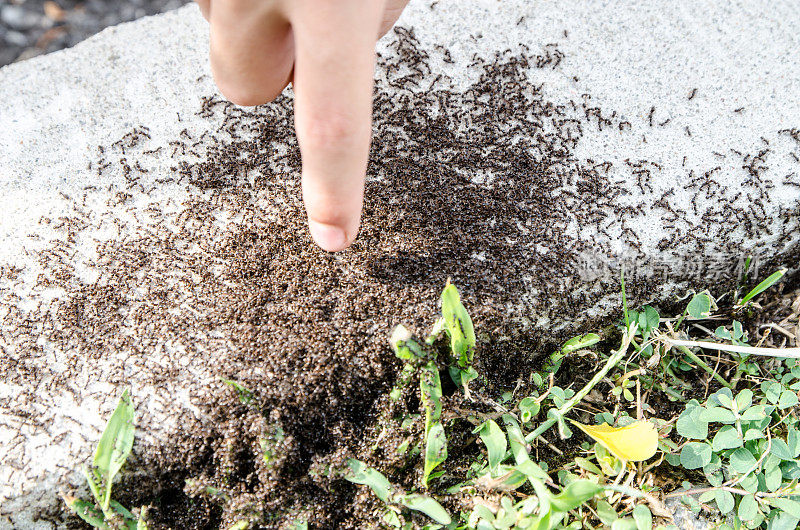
[739,268,786,305]
[674,345,733,389]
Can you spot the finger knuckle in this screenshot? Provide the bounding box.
[215,81,267,107]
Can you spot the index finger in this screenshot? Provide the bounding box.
[287,0,384,252]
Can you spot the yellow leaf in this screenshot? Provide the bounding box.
[569,420,658,462]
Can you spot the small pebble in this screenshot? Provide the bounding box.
[4,28,29,47]
[1,5,43,31]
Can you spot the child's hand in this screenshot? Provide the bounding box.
[195,0,409,251]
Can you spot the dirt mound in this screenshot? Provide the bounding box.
[2,27,796,528]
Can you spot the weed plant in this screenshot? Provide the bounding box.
[65,269,799,529]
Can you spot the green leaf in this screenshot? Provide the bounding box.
[740,472,759,493]
[699,490,716,503]
[420,362,442,430]
[729,448,758,474]
[440,282,475,369]
[765,465,782,492]
[345,459,392,502]
[764,381,783,404]
[715,326,733,340]
[637,306,660,335]
[492,465,528,490]
[788,427,800,457]
[712,426,744,451]
[458,366,479,388]
[556,415,573,439]
[502,414,550,497]
[687,293,712,319]
[676,406,709,439]
[732,320,744,340]
[768,498,800,519]
[740,269,787,305]
[741,405,768,421]
[383,507,401,528]
[611,519,638,530]
[665,452,680,467]
[704,452,723,486]
[633,504,652,530]
[474,420,507,472]
[781,460,800,480]
[549,480,603,512]
[711,388,734,408]
[419,358,445,490]
[738,494,758,521]
[778,390,798,409]
[395,439,410,455]
[680,442,712,469]
[469,505,496,527]
[764,453,781,471]
[390,325,427,361]
[109,499,136,521]
[562,333,601,354]
[744,429,765,441]
[423,422,447,487]
[735,389,754,411]
[770,439,794,461]
[769,511,800,530]
[83,466,104,511]
[574,457,603,476]
[220,378,254,406]
[64,496,107,528]
[701,406,736,424]
[681,493,701,514]
[518,397,540,424]
[595,500,618,526]
[108,500,139,530]
[400,494,452,525]
[715,489,735,514]
[93,389,135,510]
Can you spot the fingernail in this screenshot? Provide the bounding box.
[308,220,348,252]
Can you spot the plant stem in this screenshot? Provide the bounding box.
[729,364,746,389]
[672,309,689,332]
[525,323,637,444]
[676,345,734,390]
[664,485,786,500]
[664,485,751,498]
[664,338,800,359]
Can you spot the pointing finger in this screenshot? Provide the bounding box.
[288,0,384,251]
